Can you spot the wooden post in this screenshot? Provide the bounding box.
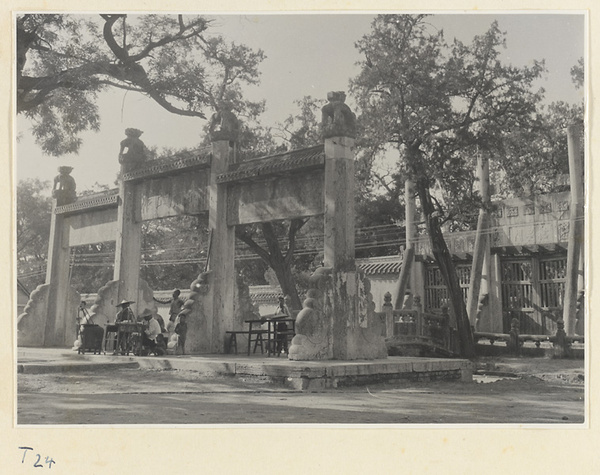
[508,317,520,356]
[563,122,585,335]
[467,154,491,325]
[489,253,504,333]
[394,180,416,309]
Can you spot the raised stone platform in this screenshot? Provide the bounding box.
[17,348,472,391]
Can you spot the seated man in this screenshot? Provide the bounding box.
[141,308,164,356]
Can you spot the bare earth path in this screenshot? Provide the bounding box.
[18,357,584,424]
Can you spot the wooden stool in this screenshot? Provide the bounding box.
[104,324,118,354]
[225,331,241,354]
[249,330,265,354]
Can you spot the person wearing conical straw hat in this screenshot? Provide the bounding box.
[115,300,135,323]
[113,300,136,355]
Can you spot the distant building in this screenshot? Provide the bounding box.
[359,191,583,337]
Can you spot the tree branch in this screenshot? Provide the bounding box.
[285,218,308,262]
[235,228,272,265]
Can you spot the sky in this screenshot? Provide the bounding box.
[16,12,586,194]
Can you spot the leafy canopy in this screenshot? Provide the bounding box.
[351,14,548,225]
[17,14,265,156]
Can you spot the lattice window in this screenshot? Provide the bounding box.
[424,265,471,310]
[501,260,533,310]
[539,258,566,308]
[500,256,566,335]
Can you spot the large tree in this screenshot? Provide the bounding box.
[16,179,53,289]
[351,15,547,357]
[17,13,265,155]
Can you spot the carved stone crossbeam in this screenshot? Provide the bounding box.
[54,188,119,215]
[122,149,212,182]
[216,145,325,184]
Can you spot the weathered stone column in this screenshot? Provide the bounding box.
[196,107,239,353]
[18,167,79,347]
[325,136,356,359]
[43,180,78,346]
[113,133,143,315]
[290,91,387,360]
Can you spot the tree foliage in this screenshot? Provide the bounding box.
[275,96,325,149]
[16,179,53,289]
[17,13,265,156]
[351,15,549,356]
[493,101,581,197]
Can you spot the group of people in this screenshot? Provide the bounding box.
[112,289,188,356]
[76,289,295,356]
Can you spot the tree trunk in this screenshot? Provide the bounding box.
[268,255,303,310]
[415,178,476,358]
[260,222,303,310]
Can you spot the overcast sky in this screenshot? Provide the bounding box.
[16,12,586,194]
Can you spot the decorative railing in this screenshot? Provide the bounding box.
[474,317,583,357]
[474,332,584,347]
[377,293,457,354]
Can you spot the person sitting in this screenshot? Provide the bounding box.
[72,301,93,351]
[141,308,164,356]
[115,300,135,322]
[174,314,188,355]
[114,299,136,354]
[153,307,167,333]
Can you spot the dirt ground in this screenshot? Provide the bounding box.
[17,356,585,425]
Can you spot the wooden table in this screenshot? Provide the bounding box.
[115,321,143,356]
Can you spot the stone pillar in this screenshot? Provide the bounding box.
[113,163,142,315]
[296,91,386,360]
[323,139,355,270]
[18,167,79,347]
[194,106,240,353]
[563,122,585,335]
[324,138,355,358]
[43,199,76,346]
